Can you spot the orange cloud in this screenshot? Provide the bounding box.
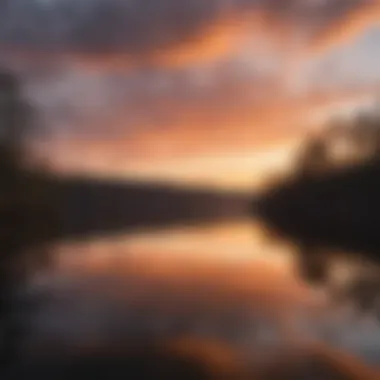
[3,2,378,74]
[69,2,380,71]
[308,1,380,59]
[103,15,256,69]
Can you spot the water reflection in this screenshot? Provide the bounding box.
[10,219,379,373]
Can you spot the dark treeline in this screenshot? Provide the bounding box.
[1,172,250,249]
[254,106,380,313]
[54,176,249,241]
[256,156,380,259]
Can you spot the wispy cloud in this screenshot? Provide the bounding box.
[0,1,372,67]
[4,0,380,184]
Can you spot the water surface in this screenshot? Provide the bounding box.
[20,218,380,366]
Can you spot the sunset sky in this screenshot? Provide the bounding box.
[2,0,380,190]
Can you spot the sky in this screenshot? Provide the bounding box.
[2,0,380,190]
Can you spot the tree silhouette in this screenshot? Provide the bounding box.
[0,69,52,376]
[294,136,329,179]
[293,110,380,182]
[0,71,32,158]
[255,106,380,316]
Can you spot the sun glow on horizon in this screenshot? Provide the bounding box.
[37,92,380,192]
[44,140,299,192]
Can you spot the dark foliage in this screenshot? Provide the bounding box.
[254,109,380,312]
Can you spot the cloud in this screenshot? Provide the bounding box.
[0,0,220,53]
[2,0,378,117]
[307,1,380,59]
[0,0,374,70]
[0,0,255,68]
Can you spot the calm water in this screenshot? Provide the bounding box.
[17,218,380,366]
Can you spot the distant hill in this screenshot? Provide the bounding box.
[54,175,250,241]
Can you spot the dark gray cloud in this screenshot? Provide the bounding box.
[0,0,368,57]
[0,0,223,55]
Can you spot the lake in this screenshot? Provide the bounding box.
[15,217,380,369]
